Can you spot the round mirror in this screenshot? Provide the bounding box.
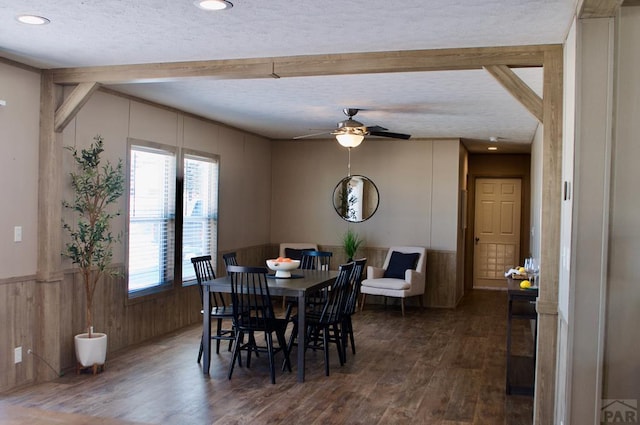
[333,175,380,223]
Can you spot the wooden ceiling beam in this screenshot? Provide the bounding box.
[50,45,553,85]
[484,65,543,122]
[579,0,623,18]
[54,82,100,132]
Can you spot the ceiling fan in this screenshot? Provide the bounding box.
[294,108,411,147]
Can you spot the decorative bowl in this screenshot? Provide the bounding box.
[266,258,300,278]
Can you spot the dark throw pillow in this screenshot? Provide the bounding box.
[383,251,420,279]
[284,247,316,261]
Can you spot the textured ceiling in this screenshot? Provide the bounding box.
[0,0,577,152]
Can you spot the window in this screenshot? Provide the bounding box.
[126,141,219,295]
[127,142,176,293]
[182,152,219,282]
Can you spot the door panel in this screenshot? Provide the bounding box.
[473,178,522,288]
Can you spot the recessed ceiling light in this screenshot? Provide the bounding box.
[195,0,233,10]
[16,14,50,25]
[488,146,498,151]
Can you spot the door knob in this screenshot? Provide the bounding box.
[474,237,480,244]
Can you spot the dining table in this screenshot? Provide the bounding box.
[201,268,339,382]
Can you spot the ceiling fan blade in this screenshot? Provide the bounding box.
[368,129,411,140]
[293,131,332,140]
[366,125,388,132]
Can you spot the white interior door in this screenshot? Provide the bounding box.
[473,178,522,289]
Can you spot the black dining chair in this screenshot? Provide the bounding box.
[191,255,235,362]
[286,262,354,376]
[222,251,238,271]
[300,250,332,270]
[227,265,292,384]
[342,258,367,359]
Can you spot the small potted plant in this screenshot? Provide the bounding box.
[342,228,364,262]
[62,135,124,373]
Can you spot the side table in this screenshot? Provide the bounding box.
[506,278,538,396]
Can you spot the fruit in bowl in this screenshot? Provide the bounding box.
[266,258,301,278]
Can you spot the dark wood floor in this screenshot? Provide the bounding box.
[1,289,534,425]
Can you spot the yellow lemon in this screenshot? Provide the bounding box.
[518,266,526,274]
[520,280,531,289]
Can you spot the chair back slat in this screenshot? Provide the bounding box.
[317,262,354,323]
[227,265,275,330]
[191,255,226,309]
[345,258,367,315]
[300,250,332,270]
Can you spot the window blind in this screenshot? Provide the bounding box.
[128,145,176,292]
[182,154,219,281]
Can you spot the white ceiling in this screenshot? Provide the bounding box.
[0,0,577,152]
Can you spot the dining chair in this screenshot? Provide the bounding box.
[222,251,238,271]
[286,262,354,376]
[227,265,292,384]
[342,258,367,358]
[297,250,334,309]
[191,255,235,362]
[300,250,332,270]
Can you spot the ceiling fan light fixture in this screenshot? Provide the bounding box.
[336,133,365,148]
[195,0,233,11]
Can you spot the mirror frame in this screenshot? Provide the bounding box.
[332,174,380,223]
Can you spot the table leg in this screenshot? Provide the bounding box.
[203,291,211,374]
[297,293,306,382]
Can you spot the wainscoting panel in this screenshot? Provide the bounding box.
[0,276,37,392]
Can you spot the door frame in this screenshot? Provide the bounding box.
[464,154,531,291]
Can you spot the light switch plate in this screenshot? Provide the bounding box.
[14,346,22,363]
[14,226,22,242]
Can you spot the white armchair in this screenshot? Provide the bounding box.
[360,246,426,316]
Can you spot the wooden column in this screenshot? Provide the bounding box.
[35,71,64,380]
[533,45,563,424]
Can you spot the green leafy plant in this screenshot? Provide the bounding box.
[62,135,125,338]
[342,228,364,261]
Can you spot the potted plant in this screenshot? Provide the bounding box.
[62,135,124,372]
[342,228,364,262]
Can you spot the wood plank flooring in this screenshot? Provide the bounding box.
[1,289,534,425]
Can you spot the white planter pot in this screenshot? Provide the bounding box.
[74,332,108,367]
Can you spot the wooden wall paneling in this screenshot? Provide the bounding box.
[0,279,37,392]
[0,283,13,391]
[352,246,458,309]
[4,282,14,388]
[425,251,459,308]
[59,272,78,370]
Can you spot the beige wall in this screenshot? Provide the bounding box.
[270,138,460,251]
[62,91,273,260]
[604,5,640,405]
[0,61,40,279]
[560,8,640,424]
[0,62,273,392]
